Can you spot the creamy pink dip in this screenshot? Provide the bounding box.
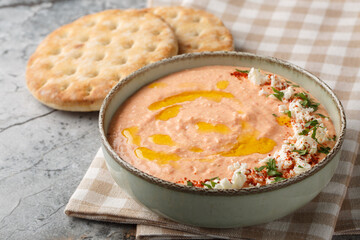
[108,66,336,187]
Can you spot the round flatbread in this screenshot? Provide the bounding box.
[149,6,234,54]
[26,9,178,111]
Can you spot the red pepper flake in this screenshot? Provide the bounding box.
[231,71,248,79]
[282,171,292,178]
[177,178,207,188]
[243,169,267,187]
[308,155,320,166]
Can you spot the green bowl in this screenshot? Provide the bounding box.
[99,52,346,228]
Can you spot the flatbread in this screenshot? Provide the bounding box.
[149,6,234,54]
[26,9,178,111]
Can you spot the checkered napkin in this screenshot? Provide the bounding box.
[65,0,360,239]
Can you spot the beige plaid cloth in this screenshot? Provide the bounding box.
[65,0,360,239]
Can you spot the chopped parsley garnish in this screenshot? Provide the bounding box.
[187,180,194,187]
[272,113,278,117]
[316,113,328,119]
[311,103,320,111]
[298,165,304,168]
[305,119,319,128]
[292,149,308,156]
[254,158,282,177]
[284,110,291,118]
[297,119,324,142]
[235,69,249,73]
[255,166,266,172]
[209,181,216,188]
[328,135,337,141]
[327,135,336,142]
[294,92,307,100]
[299,119,322,143]
[311,126,317,139]
[318,146,331,154]
[265,158,282,177]
[271,87,284,101]
[299,129,310,135]
[209,176,220,181]
[201,182,213,189]
[294,92,320,111]
[292,84,300,87]
[201,177,220,189]
[273,177,286,182]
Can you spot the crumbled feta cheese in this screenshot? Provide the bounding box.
[270,75,280,88]
[282,86,295,100]
[273,144,295,171]
[271,75,279,87]
[259,156,272,164]
[259,89,268,96]
[278,104,287,113]
[270,74,288,89]
[266,178,272,184]
[248,68,269,86]
[217,163,247,189]
[294,135,318,154]
[289,99,314,122]
[283,160,293,169]
[293,160,311,175]
[214,178,232,189]
[269,94,277,100]
[231,170,246,189]
[228,162,241,171]
[292,122,304,135]
[312,123,328,143]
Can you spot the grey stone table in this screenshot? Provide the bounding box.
[0,0,145,239]
[0,0,357,239]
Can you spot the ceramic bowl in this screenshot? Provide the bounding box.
[99,52,346,228]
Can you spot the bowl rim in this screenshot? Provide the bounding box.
[99,51,346,196]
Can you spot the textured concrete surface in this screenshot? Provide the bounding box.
[0,0,357,239]
[0,0,144,239]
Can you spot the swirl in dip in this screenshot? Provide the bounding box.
[108,66,336,189]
